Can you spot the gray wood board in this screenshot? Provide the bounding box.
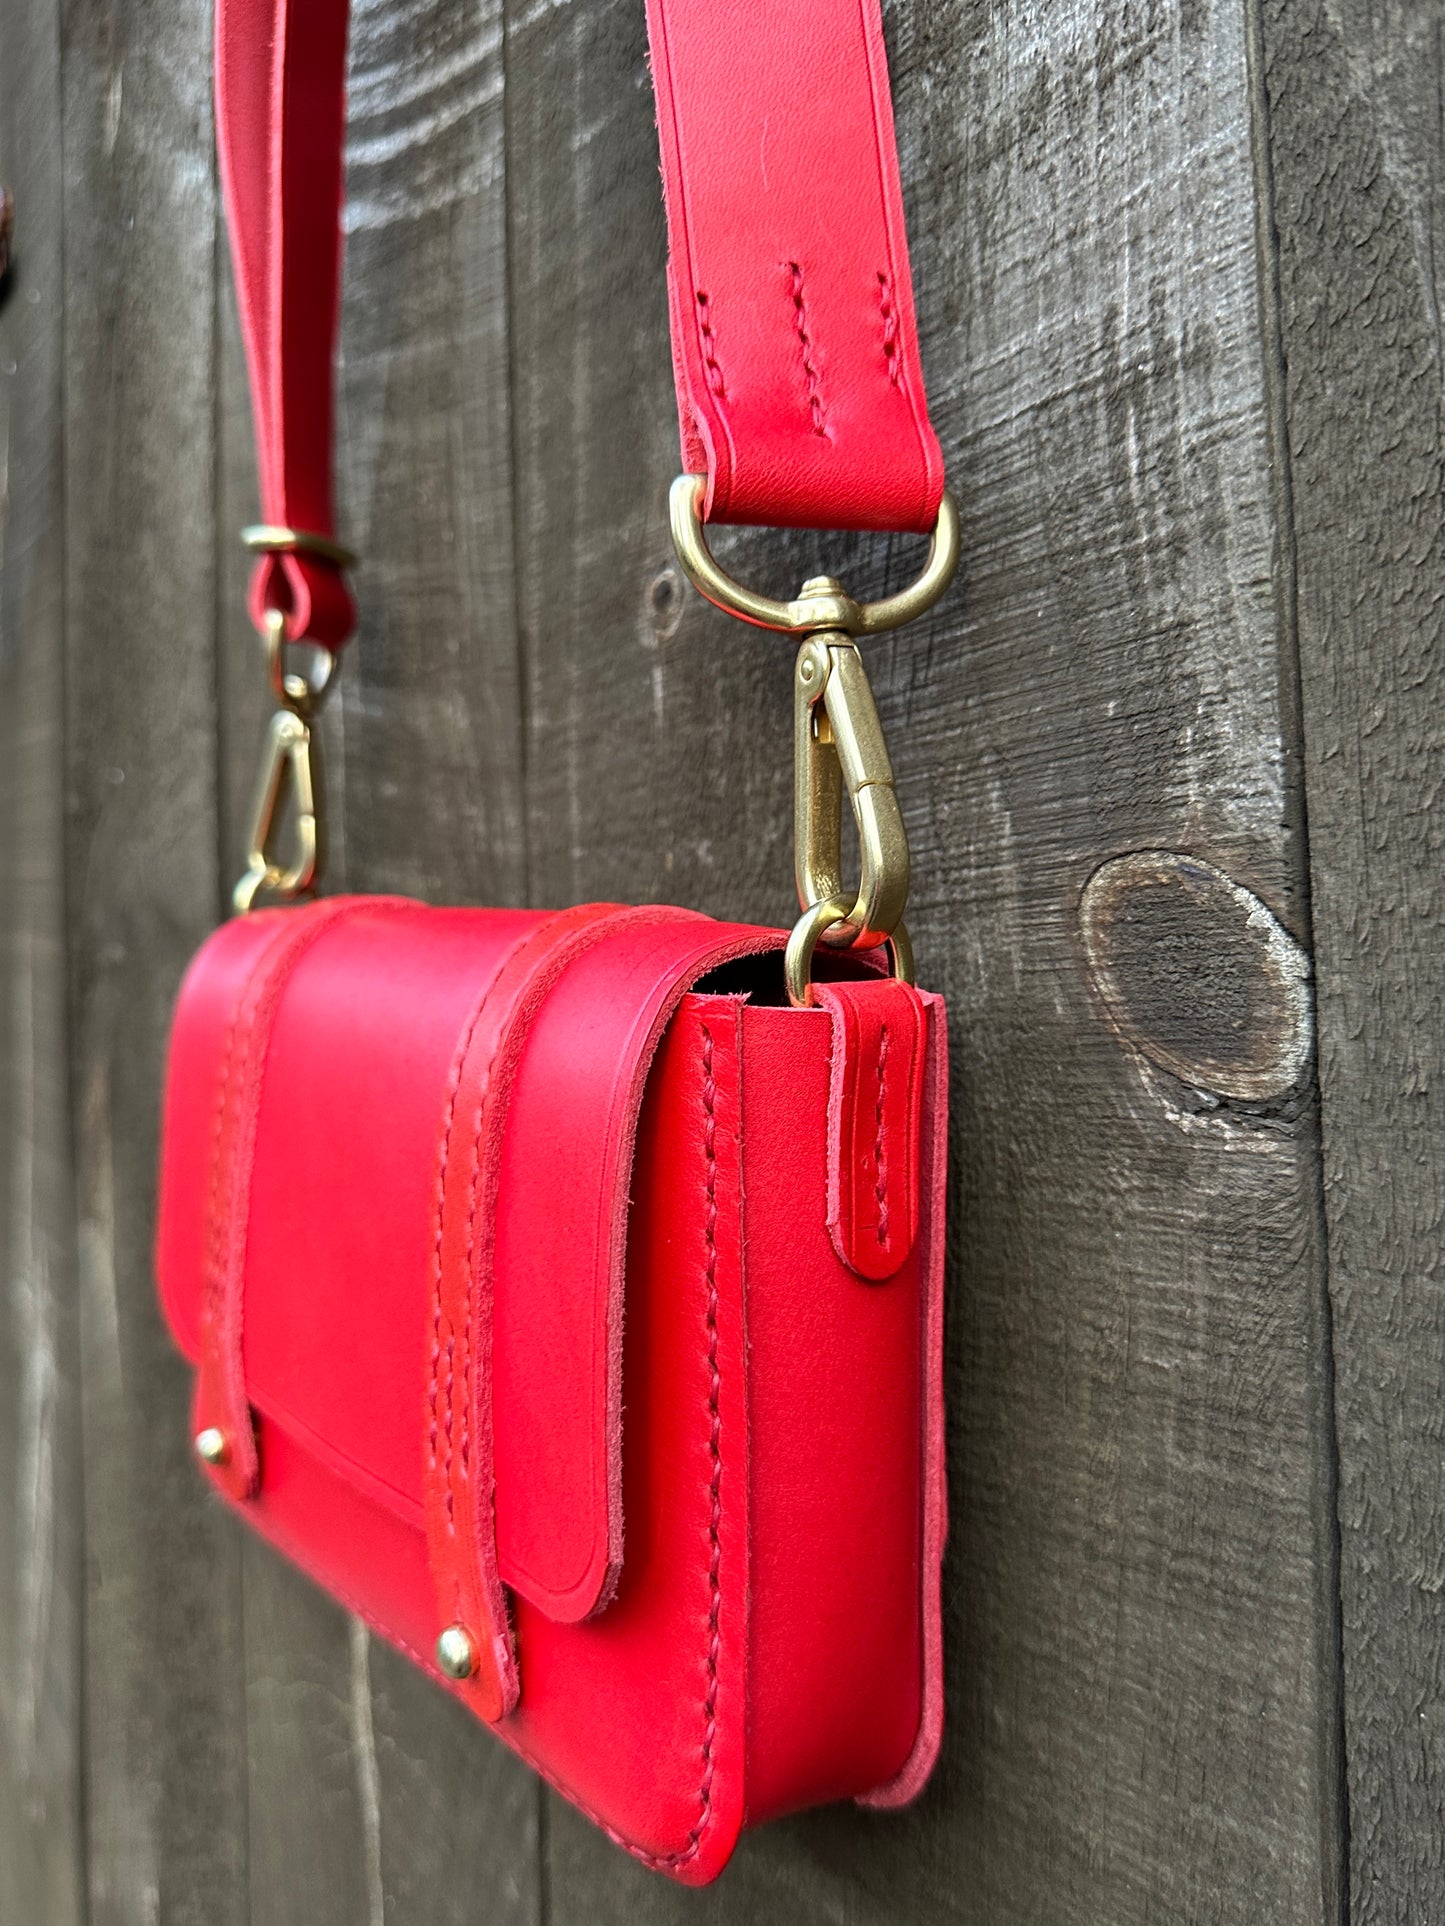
[507,0,1345,1919]
[0,0,85,1917]
[1260,0,1445,1918]
[59,0,250,1918]
[16,0,1445,1913]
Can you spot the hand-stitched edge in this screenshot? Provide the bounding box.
[201,899,388,1494]
[854,0,945,530]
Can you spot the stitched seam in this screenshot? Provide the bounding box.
[444,1336,455,1528]
[876,271,904,388]
[458,1021,507,1509]
[873,1023,891,1248]
[203,926,297,1343]
[203,916,325,1380]
[694,291,726,398]
[504,1022,731,1871]
[429,989,497,1533]
[786,262,828,438]
[204,988,247,1346]
[856,0,939,524]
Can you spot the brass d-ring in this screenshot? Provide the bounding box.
[242,524,358,570]
[669,475,959,637]
[784,893,915,1009]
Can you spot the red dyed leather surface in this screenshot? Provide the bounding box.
[644,0,945,532]
[817,977,926,1282]
[215,0,355,644]
[425,903,627,1722]
[155,904,949,1880]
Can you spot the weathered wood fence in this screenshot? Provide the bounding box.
[1,0,1442,1919]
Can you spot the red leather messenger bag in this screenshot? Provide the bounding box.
[156,0,959,1883]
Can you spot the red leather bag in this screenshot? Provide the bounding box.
[156,0,956,1884]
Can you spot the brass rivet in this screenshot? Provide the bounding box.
[435,1624,478,1681]
[799,574,844,597]
[194,1426,230,1468]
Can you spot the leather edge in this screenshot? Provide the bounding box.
[856,987,949,1808]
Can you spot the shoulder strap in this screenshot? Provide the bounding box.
[214,0,944,650]
[215,0,355,647]
[645,0,944,533]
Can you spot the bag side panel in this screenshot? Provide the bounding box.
[739,994,930,1823]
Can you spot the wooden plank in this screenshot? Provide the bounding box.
[1258,0,1445,1918]
[0,0,85,1917]
[213,0,539,1918]
[59,0,251,1919]
[507,0,1345,1919]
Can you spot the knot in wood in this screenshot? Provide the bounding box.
[1079,851,1312,1102]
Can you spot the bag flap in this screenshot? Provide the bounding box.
[156,899,782,1651]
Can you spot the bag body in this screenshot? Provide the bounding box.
[156,897,947,1880]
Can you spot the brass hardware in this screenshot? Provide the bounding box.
[263,609,339,720]
[794,625,908,952]
[435,1625,478,1681]
[668,474,958,637]
[233,608,333,913]
[233,708,323,914]
[784,893,915,1010]
[668,475,956,989]
[242,523,358,571]
[194,1426,231,1468]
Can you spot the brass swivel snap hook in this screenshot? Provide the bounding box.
[231,606,337,915]
[231,525,352,915]
[793,601,908,951]
[667,475,959,1006]
[787,605,914,1007]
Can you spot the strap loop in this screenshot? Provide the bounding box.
[670,474,960,636]
[243,524,358,573]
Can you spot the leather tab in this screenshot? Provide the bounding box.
[816,979,926,1281]
[193,898,411,1501]
[424,903,621,1721]
[489,912,779,1622]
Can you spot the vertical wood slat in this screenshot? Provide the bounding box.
[0,0,84,1917]
[506,0,1346,1920]
[212,0,540,1919]
[1260,0,1445,1918]
[59,0,251,1919]
[13,0,1445,1914]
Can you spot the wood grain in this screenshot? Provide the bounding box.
[1260,0,1445,1917]
[5,0,1441,1913]
[59,0,252,1920]
[0,0,84,1917]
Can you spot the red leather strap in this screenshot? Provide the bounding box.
[216,0,942,619]
[215,0,355,646]
[644,0,944,532]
